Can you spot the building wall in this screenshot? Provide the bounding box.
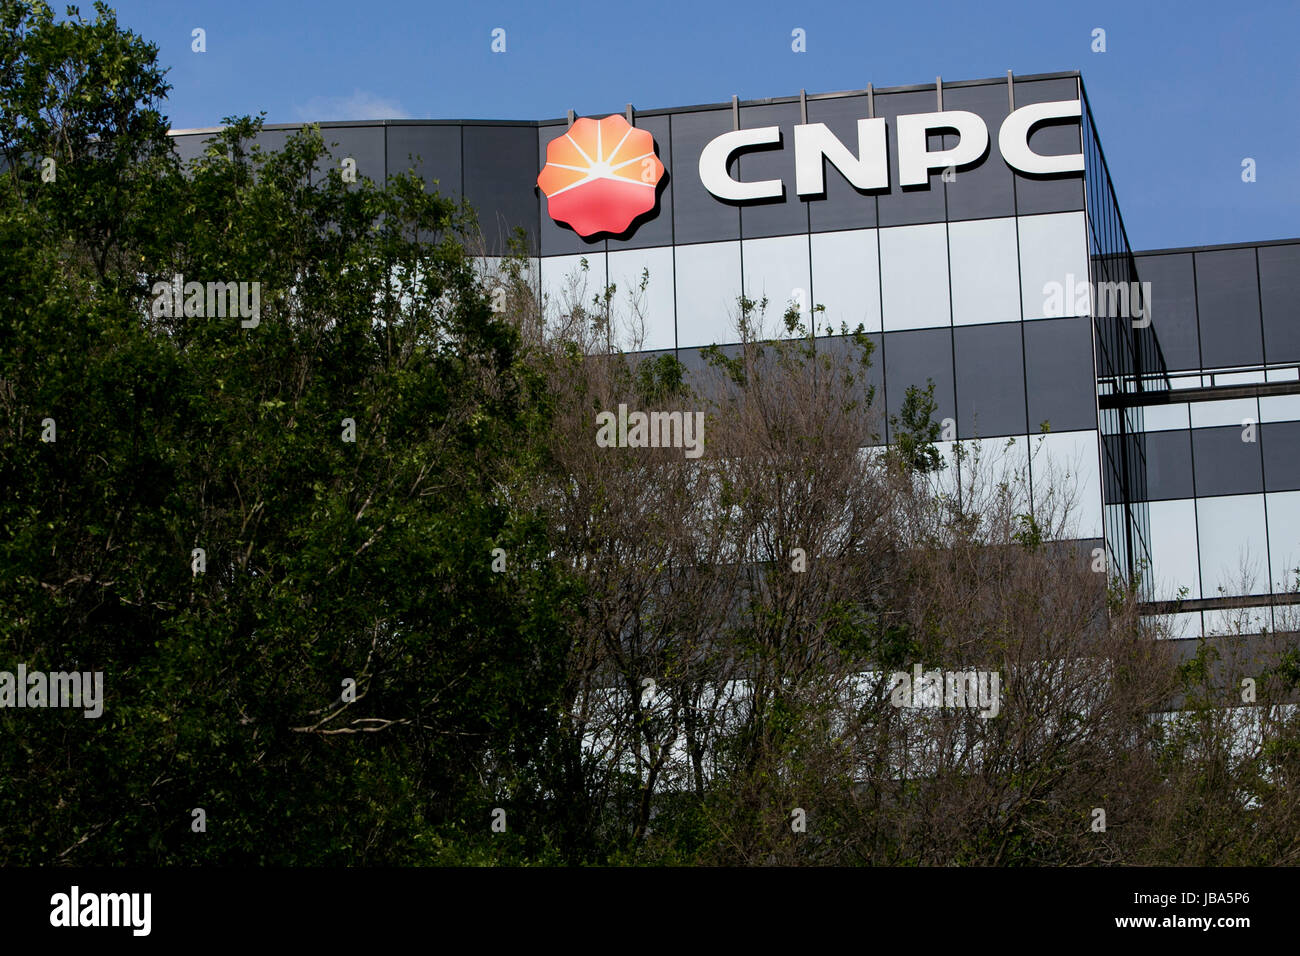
[1129,239,1300,639]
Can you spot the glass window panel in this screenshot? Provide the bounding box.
[940,82,1016,222]
[810,229,881,333]
[386,125,462,201]
[1204,606,1272,637]
[883,327,956,439]
[1260,394,1300,423]
[815,333,885,442]
[1010,77,1085,216]
[1190,398,1259,430]
[540,253,604,333]
[879,223,950,331]
[1019,212,1088,320]
[1194,248,1262,370]
[1147,499,1202,601]
[960,435,1032,516]
[1197,494,1269,598]
[1023,316,1097,433]
[1266,491,1300,594]
[1031,430,1103,539]
[1149,429,1196,502]
[738,102,808,239]
[741,234,811,336]
[311,125,385,189]
[463,125,540,255]
[1143,402,1190,432]
[1150,612,1203,640]
[607,246,676,352]
[670,109,741,245]
[674,241,742,349]
[948,217,1020,326]
[1135,252,1200,372]
[1262,421,1300,492]
[805,92,878,233]
[1260,243,1300,364]
[954,323,1026,438]
[875,89,948,227]
[1192,426,1263,498]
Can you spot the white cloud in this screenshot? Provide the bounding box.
[294,89,410,121]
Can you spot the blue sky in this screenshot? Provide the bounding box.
[106,0,1298,250]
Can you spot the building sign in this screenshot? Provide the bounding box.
[699,99,1083,201]
[538,99,1082,236]
[537,114,665,238]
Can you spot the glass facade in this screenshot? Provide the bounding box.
[167,70,1300,643]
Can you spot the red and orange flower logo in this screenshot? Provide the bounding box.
[537,115,665,238]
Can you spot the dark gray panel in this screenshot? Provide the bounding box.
[670,109,740,244]
[1135,252,1200,371]
[883,327,956,440]
[1024,316,1097,433]
[677,341,743,406]
[1194,248,1262,370]
[954,323,1026,438]
[875,89,948,228]
[738,102,806,239]
[941,82,1015,223]
[1259,243,1300,364]
[311,125,385,188]
[1142,429,1195,500]
[386,125,461,201]
[805,93,878,233]
[463,125,538,256]
[606,113,674,252]
[170,133,213,166]
[1263,421,1300,492]
[1010,78,1085,216]
[536,122,603,256]
[1193,425,1263,497]
[815,332,887,443]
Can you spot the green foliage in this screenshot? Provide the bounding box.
[887,381,943,474]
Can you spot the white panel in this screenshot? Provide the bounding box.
[741,234,812,337]
[961,434,1032,517]
[1266,491,1300,594]
[540,253,605,331]
[948,217,1021,326]
[1197,494,1268,598]
[1213,370,1267,386]
[1030,430,1103,539]
[1147,498,1202,601]
[1149,611,1203,640]
[879,223,951,331]
[607,246,676,352]
[674,241,743,349]
[1190,398,1259,429]
[1260,394,1300,423]
[1019,212,1089,320]
[1204,606,1272,637]
[810,229,881,334]
[1266,367,1300,383]
[1142,402,1190,432]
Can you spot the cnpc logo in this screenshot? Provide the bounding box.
[537,98,1083,236]
[699,99,1083,201]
